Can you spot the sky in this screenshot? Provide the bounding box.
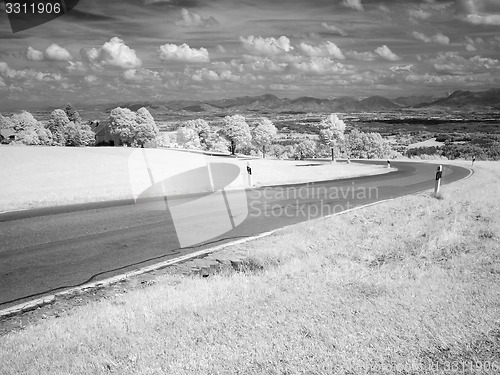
[0,0,500,110]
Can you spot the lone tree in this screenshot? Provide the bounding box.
[221,114,252,155]
[109,107,158,147]
[252,117,277,158]
[318,113,346,160]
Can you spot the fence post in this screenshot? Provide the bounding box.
[434,165,443,195]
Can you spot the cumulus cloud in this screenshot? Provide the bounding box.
[345,50,377,61]
[321,22,346,36]
[191,68,219,81]
[412,32,450,45]
[342,0,364,11]
[123,68,160,82]
[84,75,100,84]
[66,61,86,72]
[45,44,72,61]
[430,51,499,74]
[291,57,350,74]
[175,8,219,27]
[0,62,62,82]
[81,37,142,69]
[455,0,500,25]
[26,47,44,61]
[158,43,210,63]
[240,35,293,56]
[374,45,400,61]
[241,55,288,72]
[409,8,432,21]
[298,41,345,59]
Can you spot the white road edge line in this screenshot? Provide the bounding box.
[0,165,474,319]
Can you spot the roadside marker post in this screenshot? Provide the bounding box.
[246,162,252,187]
[434,164,443,195]
[387,160,391,168]
[472,156,476,167]
[330,147,335,164]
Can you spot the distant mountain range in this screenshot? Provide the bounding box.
[82,88,500,115]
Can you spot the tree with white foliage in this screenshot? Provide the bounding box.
[10,111,38,132]
[109,107,137,146]
[109,107,158,147]
[346,128,391,159]
[182,118,212,150]
[133,107,159,147]
[252,117,277,158]
[176,127,201,149]
[221,114,252,155]
[318,113,346,160]
[293,139,316,160]
[46,109,70,145]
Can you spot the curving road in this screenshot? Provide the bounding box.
[0,161,470,308]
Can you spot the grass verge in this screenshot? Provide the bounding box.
[0,161,499,374]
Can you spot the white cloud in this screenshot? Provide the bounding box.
[175,8,219,27]
[66,61,86,72]
[374,45,400,61]
[242,55,288,72]
[81,37,142,69]
[26,47,44,61]
[342,0,364,11]
[390,64,415,72]
[430,51,499,74]
[298,41,345,59]
[158,43,210,63]
[465,13,500,25]
[240,35,293,56]
[84,75,100,84]
[191,68,219,81]
[123,68,160,82]
[0,61,62,82]
[412,31,450,45]
[455,0,500,25]
[345,50,377,61]
[45,44,72,61]
[321,23,346,36]
[409,9,432,21]
[292,57,349,74]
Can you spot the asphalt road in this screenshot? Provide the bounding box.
[0,161,471,308]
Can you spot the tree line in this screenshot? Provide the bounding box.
[1,107,391,159]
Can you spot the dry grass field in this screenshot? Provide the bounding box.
[0,161,498,374]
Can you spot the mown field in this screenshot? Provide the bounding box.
[0,161,498,374]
